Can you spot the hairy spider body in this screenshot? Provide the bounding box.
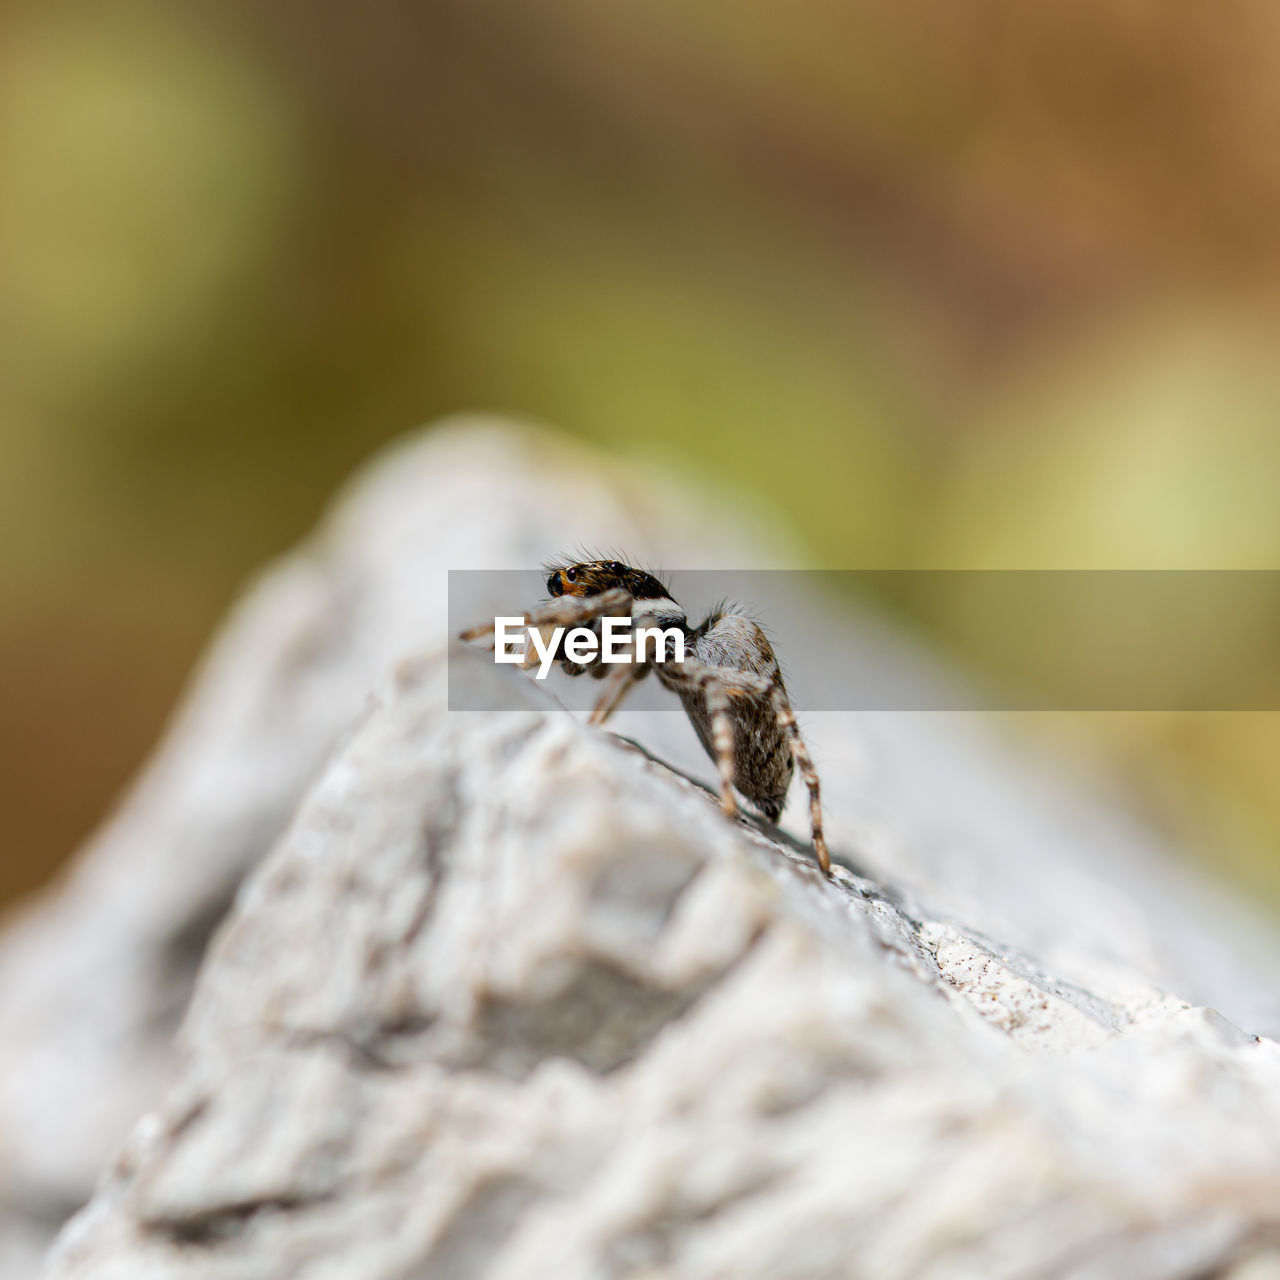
[677,612,793,822]
[459,558,829,874]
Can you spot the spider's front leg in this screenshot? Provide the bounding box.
[588,663,649,725]
[586,602,679,723]
[458,588,634,668]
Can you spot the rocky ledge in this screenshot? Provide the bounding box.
[7,419,1280,1278]
[47,648,1280,1279]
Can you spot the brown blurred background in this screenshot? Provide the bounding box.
[4,0,1280,910]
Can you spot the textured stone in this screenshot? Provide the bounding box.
[0,417,802,1273]
[46,650,1280,1280]
[5,416,1280,1276]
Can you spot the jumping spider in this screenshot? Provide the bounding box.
[459,558,829,874]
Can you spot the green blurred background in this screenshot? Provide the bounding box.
[4,0,1280,909]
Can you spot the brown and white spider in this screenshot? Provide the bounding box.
[459,558,830,874]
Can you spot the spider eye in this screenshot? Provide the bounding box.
[610,561,622,574]
[546,572,564,597]
[566,567,578,583]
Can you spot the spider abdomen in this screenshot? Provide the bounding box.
[665,613,795,819]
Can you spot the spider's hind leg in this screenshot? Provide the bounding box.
[768,685,829,874]
[663,653,831,876]
[703,678,739,819]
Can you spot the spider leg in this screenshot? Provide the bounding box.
[659,657,744,819]
[525,588,633,630]
[768,685,829,875]
[458,617,501,643]
[666,654,830,876]
[587,602,677,723]
[522,589,637,672]
[588,664,648,726]
[457,613,537,668]
[458,589,635,660]
[703,678,738,818]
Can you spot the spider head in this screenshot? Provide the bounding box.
[545,559,675,605]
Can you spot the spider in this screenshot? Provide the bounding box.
[459,558,830,874]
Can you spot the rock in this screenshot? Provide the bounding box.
[7,414,1280,1276]
[45,649,1280,1280]
[0,417,803,1273]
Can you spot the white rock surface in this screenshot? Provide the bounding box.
[0,418,793,1276]
[46,651,1280,1279]
[2,416,1280,1277]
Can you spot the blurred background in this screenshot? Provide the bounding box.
[4,0,1280,910]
